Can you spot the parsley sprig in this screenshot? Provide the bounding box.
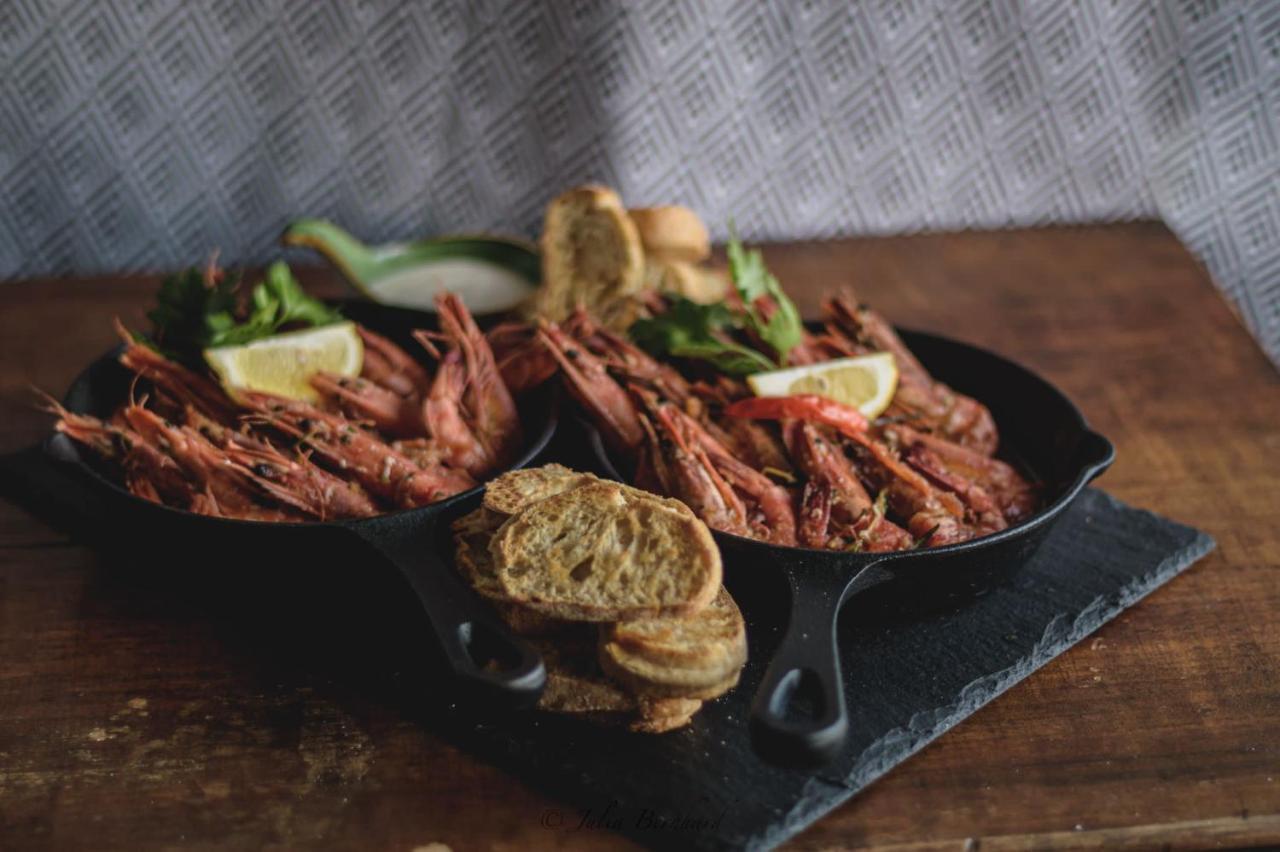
[146,261,342,364]
[725,226,803,363]
[629,298,775,375]
[628,227,804,376]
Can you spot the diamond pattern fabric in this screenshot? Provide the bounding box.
[1,1,1277,362]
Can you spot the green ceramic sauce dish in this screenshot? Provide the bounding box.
[282,219,539,314]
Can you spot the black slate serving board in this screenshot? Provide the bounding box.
[433,486,1213,851]
[0,446,1214,851]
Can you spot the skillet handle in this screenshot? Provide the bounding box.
[749,562,893,766]
[345,519,546,708]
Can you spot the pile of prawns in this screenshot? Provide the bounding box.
[493,292,1037,551]
[51,292,521,521]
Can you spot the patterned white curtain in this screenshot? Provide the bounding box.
[1,1,1277,362]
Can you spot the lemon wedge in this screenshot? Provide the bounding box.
[204,322,363,403]
[747,352,898,419]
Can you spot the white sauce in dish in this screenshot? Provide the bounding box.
[367,260,532,313]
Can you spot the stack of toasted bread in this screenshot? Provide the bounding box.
[531,186,729,329]
[452,464,747,733]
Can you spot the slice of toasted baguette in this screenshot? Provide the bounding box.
[482,463,599,518]
[630,696,702,733]
[535,185,644,324]
[644,259,729,305]
[536,639,702,732]
[597,589,747,700]
[452,506,506,598]
[481,464,691,523]
[452,507,572,636]
[600,641,742,700]
[491,481,721,621]
[628,206,710,263]
[604,586,747,667]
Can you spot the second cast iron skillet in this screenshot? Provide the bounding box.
[43,301,557,709]
[588,328,1115,766]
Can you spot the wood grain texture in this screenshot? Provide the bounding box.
[1,223,1278,851]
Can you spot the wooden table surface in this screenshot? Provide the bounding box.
[1,223,1278,851]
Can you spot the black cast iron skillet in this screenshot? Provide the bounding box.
[42,301,556,709]
[588,328,1115,767]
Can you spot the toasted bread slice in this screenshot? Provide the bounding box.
[605,586,747,667]
[630,696,701,733]
[452,506,506,598]
[481,463,689,522]
[630,713,695,733]
[598,590,746,699]
[535,185,644,324]
[600,642,742,700]
[596,477,701,519]
[535,638,703,731]
[452,507,572,636]
[483,463,599,517]
[628,206,710,263]
[490,481,721,621]
[645,259,729,305]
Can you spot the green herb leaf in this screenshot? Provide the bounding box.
[624,221,804,377]
[146,261,341,363]
[260,261,343,328]
[630,297,775,376]
[146,269,231,350]
[726,225,804,362]
[666,339,777,375]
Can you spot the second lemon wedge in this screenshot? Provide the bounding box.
[204,321,363,403]
[747,352,898,419]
